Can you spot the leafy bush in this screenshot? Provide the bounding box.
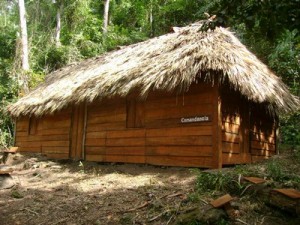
[280,112,300,147]
[38,45,81,72]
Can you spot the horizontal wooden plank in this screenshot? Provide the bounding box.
[86,122,125,132]
[106,147,145,155]
[222,122,239,134]
[15,141,42,148]
[16,119,29,126]
[41,119,71,129]
[88,104,126,117]
[85,146,106,155]
[146,136,212,146]
[85,131,106,139]
[146,126,212,137]
[145,92,213,110]
[42,141,70,147]
[16,122,29,131]
[106,129,145,138]
[87,113,126,124]
[85,154,105,162]
[42,146,69,154]
[251,133,275,144]
[222,142,240,153]
[251,149,276,156]
[222,132,239,143]
[16,135,70,142]
[17,146,41,153]
[146,156,212,167]
[106,155,145,164]
[145,104,213,120]
[145,118,212,128]
[17,117,29,123]
[85,138,106,146]
[40,128,70,135]
[251,124,275,134]
[146,146,212,157]
[222,153,251,165]
[15,131,29,137]
[39,113,71,123]
[45,153,69,159]
[146,83,211,100]
[89,96,125,107]
[251,141,275,151]
[106,138,145,147]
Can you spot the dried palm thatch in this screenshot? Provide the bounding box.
[8,22,299,117]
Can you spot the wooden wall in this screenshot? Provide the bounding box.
[221,87,251,164]
[221,85,276,164]
[14,82,276,167]
[15,108,72,159]
[250,104,276,162]
[85,83,215,167]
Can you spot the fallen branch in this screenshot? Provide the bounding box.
[166,192,184,198]
[123,201,150,212]
[235,218,249,225]
[148,209,171,222]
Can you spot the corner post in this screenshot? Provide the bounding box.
[212,77,222,169]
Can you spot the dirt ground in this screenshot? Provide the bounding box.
[0,154,196,225]
[1,152,300,225]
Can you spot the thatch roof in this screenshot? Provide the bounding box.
[8,22,299,117]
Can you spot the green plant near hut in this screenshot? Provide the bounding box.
[266,159,286,182]
[195,170,247,195]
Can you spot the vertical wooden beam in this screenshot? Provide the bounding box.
[70,105,79,159]
[81,102,88,160]
[275,115,279,155]
[75,104,85,160]
[13,119,17,146]
[70,104,85,160]
[212,80,222,169]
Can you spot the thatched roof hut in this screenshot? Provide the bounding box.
[8,22,299,117]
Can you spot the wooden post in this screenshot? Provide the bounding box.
[13,119,17,146]
[82,102,88,160]
[275,115,279,155]
[70,104,85,160]
[212,80,222,169]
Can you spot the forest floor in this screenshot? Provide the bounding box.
[1,149,300,225]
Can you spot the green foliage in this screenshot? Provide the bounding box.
[280,112,300,147]
[268,29,300,93]
[266,159,286,182]
[196,171,246,195]
[38,45,81,72]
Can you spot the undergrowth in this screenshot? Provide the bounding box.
[194,151,300,196]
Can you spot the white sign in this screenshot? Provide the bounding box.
[181,116,210,123]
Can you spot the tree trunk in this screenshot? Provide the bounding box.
[149,1,154,37]
[55,3,62,47]
[18,0,29,93]
[103,0,110,34]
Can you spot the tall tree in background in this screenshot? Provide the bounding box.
[18,0,29,93]
[103,0,110,34]
[53,0,62,47]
